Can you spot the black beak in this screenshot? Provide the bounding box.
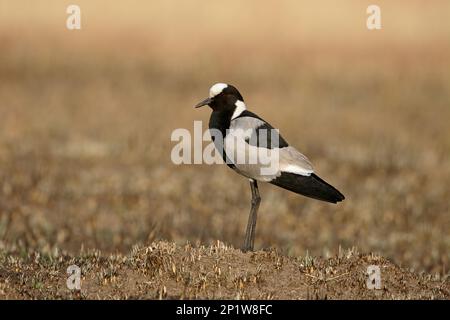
[194,97,213,108]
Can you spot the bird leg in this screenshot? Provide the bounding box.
[243,179,261,252]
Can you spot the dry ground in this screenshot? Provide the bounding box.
[0,1,449,299]
[0,241,448,299]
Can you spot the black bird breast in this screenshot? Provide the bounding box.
[208,110,235,168]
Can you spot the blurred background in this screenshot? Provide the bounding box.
[0,1,449,275]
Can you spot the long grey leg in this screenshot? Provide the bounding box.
[243,179,261,252]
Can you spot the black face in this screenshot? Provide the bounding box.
[195,85,244,112]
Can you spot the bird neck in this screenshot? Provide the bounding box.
[209,109,234,135]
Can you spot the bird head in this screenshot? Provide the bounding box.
[195,83,244,113]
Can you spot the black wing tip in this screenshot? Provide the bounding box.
[310,173,345,203]
[330,193,345,204]
[319,193,345,204]
[271,172,345,204]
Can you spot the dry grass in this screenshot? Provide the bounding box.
[0,241,448,299]
[0,1,449,299]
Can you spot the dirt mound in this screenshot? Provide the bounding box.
[0,241,447,299]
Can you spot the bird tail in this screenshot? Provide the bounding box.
[270,172,345,204]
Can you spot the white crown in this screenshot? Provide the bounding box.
[209,83,228,98]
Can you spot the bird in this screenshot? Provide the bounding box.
[195,83,345,252]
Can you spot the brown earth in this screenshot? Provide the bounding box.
[0,241,448,299]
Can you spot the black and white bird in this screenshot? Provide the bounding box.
[195,83,345,251]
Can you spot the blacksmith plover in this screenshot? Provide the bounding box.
[195,83,345,251]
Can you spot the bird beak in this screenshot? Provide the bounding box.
[194,97,213,108]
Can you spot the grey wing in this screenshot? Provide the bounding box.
[278,146,314,176]
[226,116,314,181]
